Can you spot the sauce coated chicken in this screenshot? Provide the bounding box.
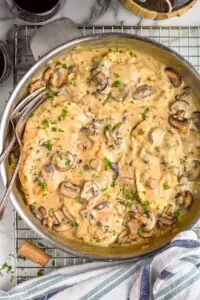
[18,47,200,247]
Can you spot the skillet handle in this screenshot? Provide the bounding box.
[30,18,82,61]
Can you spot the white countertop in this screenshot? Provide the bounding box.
[0,0,200,291]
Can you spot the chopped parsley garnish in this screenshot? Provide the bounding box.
[101,187,107,192]
[103,157,112,171]
[42,118,50,128]
[58,109,67,121]
[37,269,44,277]
[138,129,145,135]
[138,227,143,234]
[43,140,52,151]
[114,73,120,78]
[45,89,54,99]
[68,80,77,87]
[65,159,71,166]
[141,108,150,120]
[17,255,26,261]
[73,221,79,230]
[39,181,47,192]
[112,80,121,88]
[77,198,84,205]
[111,181,116,188]
[163,183,170,190]
[0,262,14,282]
[62,64,67,69]
[143,201,150,210]
[173,210,182,218]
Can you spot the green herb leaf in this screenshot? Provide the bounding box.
[45,89,54,99]
[39,181,47,191]
[112,80,121,88]
[62,64,67,69]
[43,140,52,151]
[42,118,50,128]
[103,157,112,171]
[141,108,150,120]
[173,210,182,218]
[129,51,137,57]
[52,260,56,266]
[111,181,116,188]
[73,221,79,230]
[163,183,170,190]
[58,109,68,121]
[138,227,143,234]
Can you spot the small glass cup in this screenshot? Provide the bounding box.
[6,0,66,22]
[0,40,11,86]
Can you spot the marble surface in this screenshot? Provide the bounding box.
[0,0,200,291]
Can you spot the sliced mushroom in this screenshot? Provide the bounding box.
[111,83,129,102]
[60,182,80,198]
[142,212,156,232]
[43,164,54,174]
[110,163,122,180]
[175,190,193,209]
[29,205,42,220]
[149,127,165,146]
[38,206,47,217]
[186,160,200,181]
[175,87,190,100]
[94,201,111,210]
[62,206,74,222]
[132,84,155,100]
[127,219,140,235]
[52,151,77,172]
[138,229,155,238]
[43,67,54,82]
[79,209,96,223]
[165,68,182,88]
[80,181,99,200]
[97,79,111,95]
[165,203,175,217]
[168,114,189,130]
[192,111,200,131]
[28,79,46,93]
[80,121,99,136]
[91,68,108,87]
[170,100,189,115]
[89,159,100,170]
[54,209,66,223]
[53,220,72,232]
[49,68,68,93]
[118,229,139,245]
[157,216,176,229]
[104,123,123,149]
[77,139,94,151]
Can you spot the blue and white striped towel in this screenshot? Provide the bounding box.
[1,230,200,300]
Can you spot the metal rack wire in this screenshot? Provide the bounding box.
[13,25,200,284]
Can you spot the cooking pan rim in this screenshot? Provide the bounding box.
[1,32,200,260]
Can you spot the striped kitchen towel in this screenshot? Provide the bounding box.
[0,230,200,300]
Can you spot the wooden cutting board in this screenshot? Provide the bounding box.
[120,0,197,20]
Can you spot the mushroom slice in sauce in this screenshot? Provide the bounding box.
[175,190,193,209]
[52,151,77,172]
[53,220,72,232]
[62,206,74,222]
[132,84,155,100]
[60,181,80,198]
[49,67,68,92]
[142,212,156,232]
[170,100,189,115]
[175,87,190,101]
[29,205,42,220]
[138,229,155,238]
[110,163,122,180]
[91,68,108,87]
[28,79,46,93]
[168,114,189,130]
[104,123,123,149]
[149,127,165,146]
[38,206,47,218]
[165,68,182,88]
[111,83,129,102]
[157,216,176,229]
[94,201,111,210]
[89,159,100,170]
[54,209,66,223]
[97,79,111,95]
[43,67,54,82]
[186,160,200,181]
[80,121,99,136]
[192,111,200,131]
[80,181,99,201]
[127,219,140,235]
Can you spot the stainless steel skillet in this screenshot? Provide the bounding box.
[0,18,200,260]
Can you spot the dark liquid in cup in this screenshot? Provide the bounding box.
[0,50,5,80]
[13,0,60,13]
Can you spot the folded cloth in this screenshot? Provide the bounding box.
[0,230,200,300]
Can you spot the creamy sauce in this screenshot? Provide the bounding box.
[19,47,200,247]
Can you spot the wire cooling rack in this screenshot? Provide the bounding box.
[13,25,200,284]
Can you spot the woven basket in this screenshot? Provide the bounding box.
[120,0,197,20]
